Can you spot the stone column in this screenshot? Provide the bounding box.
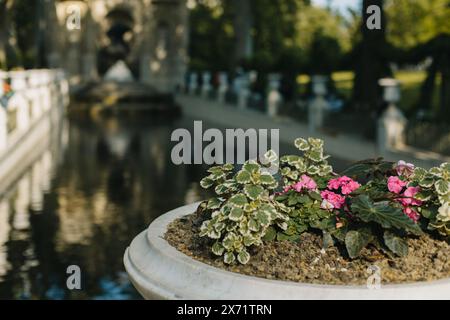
[188,72,198,95]
[238,74,250,109]
[201,71,212,98]
[377,78,405,153]
[0,107,7,151]
[267,73,282,117]
[308,75,328,132]
[217,72,228,104]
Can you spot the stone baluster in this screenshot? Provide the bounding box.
[28,71,43,120]
[0,107,7,152]
[267,73,282,117]
[308,75,328,132]
[201,71,212,98]
[377,78,406,153]
[217,72,228,104]
[237,74,250,110]
[188,72,198,95]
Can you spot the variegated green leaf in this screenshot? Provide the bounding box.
[229,207,244,221]
[215,184,230,195]
[308,149,323,162]
[429,167,442,177]
[412,167,427,180]
[294,138,309,151]
[256,210,270,227]
[237,250,250,264]
[244,184,264,200]
[236,170,251,183]
[222,163,234,171]
[308,137,324,149]
[248,218,260,231]
[200,177,214,189]
[307,165,320,175]
[207,229,221,239]
[243,235,256,246]
[228,193,248,207]
[435,179,449,196]
[212,241,225,256]
[224,251,235,264]
[419,175,435,188]
[210,171,226,181]
[207,197,222,209]
[262,149,278,163]
[243,162,260,173]
[260,173,275,185]
[207,166,223,174]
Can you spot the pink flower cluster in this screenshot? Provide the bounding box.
[327,176,361,195]
[283,174,317,193]
[320,176,360,210]
[387,176,407,194]
[320,190,346,209]
[387,176,421,222]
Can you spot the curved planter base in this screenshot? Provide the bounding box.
[124,202,450,300]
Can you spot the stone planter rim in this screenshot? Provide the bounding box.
[124,201,450,300]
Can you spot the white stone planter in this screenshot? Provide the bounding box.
[124,202,450,300]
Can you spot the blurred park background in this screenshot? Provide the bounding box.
[0,0,449,299]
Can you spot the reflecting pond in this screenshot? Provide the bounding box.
[0,112,349,299]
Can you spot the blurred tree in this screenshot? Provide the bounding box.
[307,31,342,75]
[13,0,41,68]
[296,3,351,54]
[352,0,391,112]
[385,0,450,49]
[188,0,235,71]
[232,0,253,65]
[0,0,41,70]
[406,34,450,121]
[0,0,19,69]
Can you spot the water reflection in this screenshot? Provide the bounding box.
[0,115,210,299]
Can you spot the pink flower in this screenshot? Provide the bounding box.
[288,175,317,193]
[396,160,415,177]
[292,181,303,192]
[403,207,420,222]
[398,186,423,206]
[341,180,361,195]
[320,190,346,209]
[327,176,360,195]
[299,174,317,190]
[327,178,342,190]
[387,176,407,194]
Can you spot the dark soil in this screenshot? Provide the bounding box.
[164,211,450,285]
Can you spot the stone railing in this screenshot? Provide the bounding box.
[0,69,69,153]
[180,71,428,159]
[0,69,69,191]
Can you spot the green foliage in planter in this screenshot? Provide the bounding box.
[280,137,333,186]
[196,137,450,265]
[198,152,290,265]
[409,163,450,236]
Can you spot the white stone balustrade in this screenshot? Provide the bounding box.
[0,69,69,155]
[235,74,250,110]
[308,75,328,132]
[201,72,212,98]
[217,72,228,104]
[377,78,406,153]
[267,73,282,117]
[188,72,198,95]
